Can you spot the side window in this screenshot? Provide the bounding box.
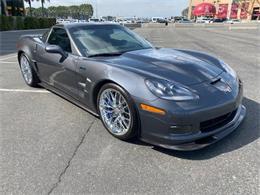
[47,28,72,53]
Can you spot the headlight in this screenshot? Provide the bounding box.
[145,79,199,101]
[220,60,237,78]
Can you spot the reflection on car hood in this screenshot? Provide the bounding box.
[103,48,224,86]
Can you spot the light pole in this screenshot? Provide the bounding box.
[188,0,193,20]
[214,0,220,18]
[227,0,233,19]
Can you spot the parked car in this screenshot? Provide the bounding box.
[56,19,71,24]
[157,18,168,23]
[210,18,227,23]
[172,16,184,23]
[78,20,87,23]
[136,20,144,24]
[89,18,101,23]
[196,17,212,23]
[17,23,246,151]
[151,17,164,23]
[176,19,193,23]
[225,19,241,24]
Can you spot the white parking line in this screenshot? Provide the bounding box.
[0,61,17,64]
[0,54,17,61]
[0,89,50,93]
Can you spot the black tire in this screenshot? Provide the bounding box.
[97,83,139,140]
[19,53,39,87]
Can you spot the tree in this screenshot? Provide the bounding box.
[232,0,260,20]
[24,0,34,16]
[25,3,93,19]
[36,0,50,16]
[47,4,93,19]
[26,7,45,17]
[78,4,93,19]
[182,7,189,18]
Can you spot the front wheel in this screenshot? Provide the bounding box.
[97,83,138,140]
[19,53,39,87]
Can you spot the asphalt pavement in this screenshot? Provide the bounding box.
[0,26,259,194]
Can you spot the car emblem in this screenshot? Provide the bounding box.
[221,84,232,93]
[213,80,232,93]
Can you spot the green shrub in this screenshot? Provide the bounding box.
[0,15,14,31]
[8,16,14,30]
[24,17,40,29]
[48,18,56,26]
[16,16,24,30]
[0,16,56,31]
[39,18,45,28]
[0,16,7,31]
[38,17,55,28]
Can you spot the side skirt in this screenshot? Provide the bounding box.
[39,82,99,117]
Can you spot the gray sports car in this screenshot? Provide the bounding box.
[17,23,246,150]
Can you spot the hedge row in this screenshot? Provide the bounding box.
[0,16,56,31]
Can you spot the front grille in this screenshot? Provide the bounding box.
[200,109,237,132]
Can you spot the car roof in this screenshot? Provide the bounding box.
[54,23,120,29]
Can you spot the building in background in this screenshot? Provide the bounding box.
[188,0,260,20]
[1,0,25,16]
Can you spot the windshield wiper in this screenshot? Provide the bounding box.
[88,52,125,58]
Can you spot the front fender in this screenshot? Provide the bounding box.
[17,37,37,61]
[81,60,158,111]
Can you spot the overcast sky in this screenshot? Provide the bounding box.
[27,0,188,17]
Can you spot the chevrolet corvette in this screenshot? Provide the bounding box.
[17,23,246,150]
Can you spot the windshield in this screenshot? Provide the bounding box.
[69,24,153,56]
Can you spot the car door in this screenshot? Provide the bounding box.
[73,57,94,106]
[36,27,78,99]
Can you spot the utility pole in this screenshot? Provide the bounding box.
[188,0,192,20]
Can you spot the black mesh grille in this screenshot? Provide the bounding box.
[200,109,237,132]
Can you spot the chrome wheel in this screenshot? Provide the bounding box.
[99,88,132,136]
[20,55,32,84]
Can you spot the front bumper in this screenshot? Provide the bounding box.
[140,104,246,151]
[136,76,246,151]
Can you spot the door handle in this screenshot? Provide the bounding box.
[79,66,86,70]
[33,44,38,53]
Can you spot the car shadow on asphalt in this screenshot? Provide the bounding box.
[133,97,259,160]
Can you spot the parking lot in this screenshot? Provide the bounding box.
[0,26,259,194]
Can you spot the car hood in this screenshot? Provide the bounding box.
[103,48,224,86]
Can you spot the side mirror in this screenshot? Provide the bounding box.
[45,45,68,59]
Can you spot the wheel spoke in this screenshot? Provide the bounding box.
[20,56,32,84]
[119,118,127,130]
[121,116,130,121]
[115,92,119,106]
[100,103,113,109]
[99,88,132,136]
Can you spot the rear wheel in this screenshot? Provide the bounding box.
[97,83,138,140]
[19,54,39,87]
